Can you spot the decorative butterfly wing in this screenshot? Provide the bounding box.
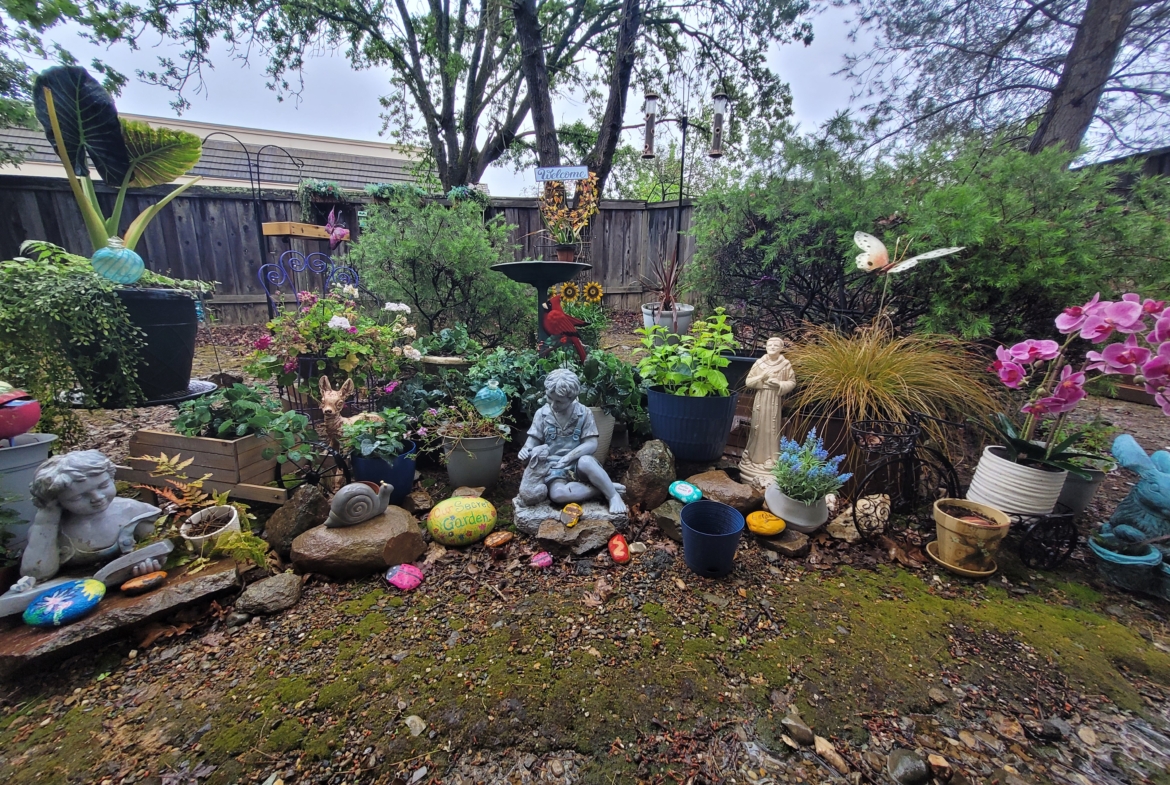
[885,246,965,275]
[853,232,889,271]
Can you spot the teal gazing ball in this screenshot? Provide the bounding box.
[473,380,508,419]
[90,237,144,284]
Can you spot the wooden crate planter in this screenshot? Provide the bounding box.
[118,430,290,504]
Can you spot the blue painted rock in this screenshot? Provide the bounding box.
[669,480,703,504]
[427,496,497,546]
[23,579,106,627]
[385,564,424,591]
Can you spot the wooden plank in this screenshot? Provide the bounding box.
[232,483,292,504]
[262,221,330,239]
[126,449,242,474]
[116,469,290,504]
[130,429,244,456]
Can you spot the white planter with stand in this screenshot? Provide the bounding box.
[764,486,829,533]
[966,446,1067,516]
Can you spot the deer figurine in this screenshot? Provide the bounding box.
[316,376,382,453]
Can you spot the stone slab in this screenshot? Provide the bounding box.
[0,559,240,678]
[512,499,627,536]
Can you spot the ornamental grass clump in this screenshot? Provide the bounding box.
[771,429,852,503]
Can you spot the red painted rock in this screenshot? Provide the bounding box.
[385,564,424,591]
[608,534,630,564]
[120,571,168,596]
[530,551,553,569]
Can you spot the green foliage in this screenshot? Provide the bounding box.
[689,129,1170,342]
[0,491,20,566]
[297,178,348,218]
[991,413,1094,479]
[0,244,144,441]
[341,408,414,461]
[351,194,531,346]
[635,308,739,397]
[209,530,271,571]
[365,182,429,200]
[415,398,512,462]
[563,300,610,346]
[414,324,482,359]
[171,383,316,464]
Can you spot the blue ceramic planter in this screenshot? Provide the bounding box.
[350,441,418,506]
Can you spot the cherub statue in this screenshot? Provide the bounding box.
[19,451,163,582]
[738,337,797,488]
[517,369,626,514]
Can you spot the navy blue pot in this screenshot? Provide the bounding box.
[646,387,739,463]
[681,500,745,578]
[350,441,417,506]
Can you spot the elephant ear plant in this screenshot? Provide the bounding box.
[33,65,203,275]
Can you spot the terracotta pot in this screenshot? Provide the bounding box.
[555,244,577,262]
[966,445,1067,515]
[933,499,1010,573]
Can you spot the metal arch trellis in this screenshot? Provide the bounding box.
[257,249,364,317]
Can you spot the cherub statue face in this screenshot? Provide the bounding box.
[58,473,117,516]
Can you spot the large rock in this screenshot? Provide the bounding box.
[622,440,675,511]
[536,519,616,556]
[235,572,302,615]
[825,512,861,544]
[513,499,626,536]
[291,507,424,579]
[759,528,810,558]
[653,499,684,543]
[686,470,758,513]
[263,484,330,557]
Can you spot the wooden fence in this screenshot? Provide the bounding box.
[0,176,694,322]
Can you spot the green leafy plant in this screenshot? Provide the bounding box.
[635,307,739,397]
[0,243,146,439]
[414,398,512,462]
[562,299,610,346]
[33,65,203,253]
[990,413,1096,480]
[171,383,316,464]
[0,492,22,567]
[298,177,348,219]
[414,324,483,358]
[342,408,414,461]
[770,429,852,503]
[446,185,490,205]
[351,192,531,345]
[365,182,429,201]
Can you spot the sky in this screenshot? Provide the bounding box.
[38,7,862,196]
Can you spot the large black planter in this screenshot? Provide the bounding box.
[647,387,739,463]
[117,288,198,402]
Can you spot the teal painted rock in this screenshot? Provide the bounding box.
[23,579,106,627]
[669,480,703,504]
[90,237,144,284]
[427,496,497,546]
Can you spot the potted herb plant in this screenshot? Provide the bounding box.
[342,407,417,505]
[973,293,1170,515]
[417,399,513,489]
[635,307,739,462]
[34,66,211,401]
[764,429,852,533]
[540,175,599,261]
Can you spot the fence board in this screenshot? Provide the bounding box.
[0,176,694,323]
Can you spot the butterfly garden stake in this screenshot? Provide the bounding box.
[853,232,964,316]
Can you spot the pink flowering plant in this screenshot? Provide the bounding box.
[246,288,421,389]
[989,292,1169,476]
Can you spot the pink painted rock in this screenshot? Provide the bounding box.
[385,564,424,591]
[530,551,553,570]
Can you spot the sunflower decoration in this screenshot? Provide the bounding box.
[559,281,580,301]
[582,281,604,304]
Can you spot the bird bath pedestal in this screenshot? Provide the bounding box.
[491,261,592,344]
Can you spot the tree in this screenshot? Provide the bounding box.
[842,0,1170,156]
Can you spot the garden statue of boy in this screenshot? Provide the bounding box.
[517,369,627,514]
[738,337,797,488]
[19,451,163,582]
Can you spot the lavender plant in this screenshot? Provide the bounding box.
[770,429,852,503]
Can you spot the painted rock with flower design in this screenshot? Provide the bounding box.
[23,579,105,627]
[427,496,497,546]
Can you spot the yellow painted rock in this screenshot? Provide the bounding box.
[428,496,497,546]
[747,510,786,536]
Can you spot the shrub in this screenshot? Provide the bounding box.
[635,308,739,397]
[350,194,532,346]
[688,129,1170,343]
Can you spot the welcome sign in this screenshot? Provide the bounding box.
[535,165,589,182]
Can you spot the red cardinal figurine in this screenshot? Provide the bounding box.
[541,294,588,362]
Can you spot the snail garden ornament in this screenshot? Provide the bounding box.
[326,481,394,528]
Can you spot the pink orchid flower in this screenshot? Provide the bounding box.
[1008,339,1060,363]
[1021,396,1073,416]
[1055,293,1101,334]
[1086,333,1152,375]
[1140,343,1170,389]
[1150,315,1170,345]
[1050,365,1086,408]
[253,335,273,350]
[383,381,400,395]
[1079,300,1146,342]
[1157,391,1170,417]
[990,346,1027,389]
[1123,293,1166,317]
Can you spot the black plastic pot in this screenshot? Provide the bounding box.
[681,500,745,578]
[116,288,198,401]
[646,387,738,463]
[720,349,766,392]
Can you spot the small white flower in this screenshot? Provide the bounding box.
[392,346,403,356]
[327,315,352,330]
[404,346,422,361]
[384,301,411,314]
[341,284,359,298]
[403,326,417,338]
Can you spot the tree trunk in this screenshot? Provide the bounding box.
[1029,0,1134,154]
[583,0,643,195]
[513,0,561,167]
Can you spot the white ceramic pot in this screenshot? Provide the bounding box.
[181,505,241,549]
[965,446,1067,516]
[0,433,57,548]
[589,407,616,465]
[641,302,694,335]
[764,486,829,533]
